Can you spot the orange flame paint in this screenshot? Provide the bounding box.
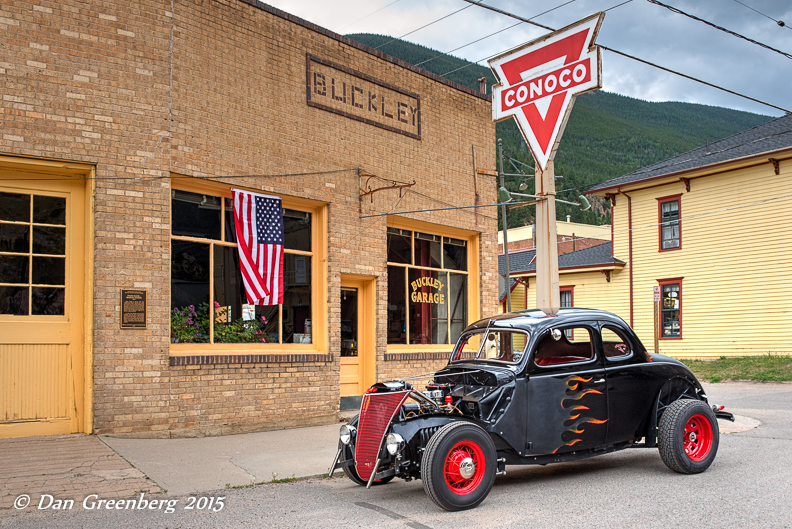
[552,438,582,454]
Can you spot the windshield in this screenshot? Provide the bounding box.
[450,329,529,364]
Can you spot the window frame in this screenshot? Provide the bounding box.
[532,325,598,369]
[658,277,683,340]
[600,324,634,361]
[657,194,682,252]
[386,217,479,351]
[169,178,327,355]
[559,286,574,308]
[450,328,530,365]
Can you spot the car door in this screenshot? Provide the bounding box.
[599,322,658,444]
[524,324,608,456]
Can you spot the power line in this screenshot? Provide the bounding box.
[598,46,790,114]
[415,21,523,67]
[374,1,482,50]
[440,0,629,76]
[505,190,792,259]
[450,0,790,114]
[0,168,357,182]
[607,129,792,180]
[647,0,792,60]
[730,0,790,31]
[337,0,405,32]
[414,0,580,68]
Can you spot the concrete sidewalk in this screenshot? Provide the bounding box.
[100,422,343,495]
[0,383,764,510]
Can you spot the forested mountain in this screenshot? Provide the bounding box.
[347,33,773,227]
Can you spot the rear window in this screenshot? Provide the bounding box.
[451,329,529,364]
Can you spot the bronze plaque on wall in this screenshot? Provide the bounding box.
[306,54,421,140]
[121,289,147,329]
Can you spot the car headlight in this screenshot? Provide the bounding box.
[385,433,404,455]
[339,424,356,445]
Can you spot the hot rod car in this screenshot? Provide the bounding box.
[329,308,734,511]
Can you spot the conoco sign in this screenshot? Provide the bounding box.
[489,13,604,170]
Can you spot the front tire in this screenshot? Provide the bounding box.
[658,399,719,474]
[422,422,496,511]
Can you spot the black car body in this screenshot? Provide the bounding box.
[330,308,733,511]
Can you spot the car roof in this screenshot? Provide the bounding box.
[462,308,628,335]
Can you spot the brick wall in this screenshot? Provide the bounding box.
[1,0,497,436]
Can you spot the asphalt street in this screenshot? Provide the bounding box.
[1,382,790,529]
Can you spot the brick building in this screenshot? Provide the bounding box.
[0,0,497,438]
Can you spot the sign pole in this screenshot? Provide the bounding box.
[488,12,604,316]
[535,161,560,314]
[653,286,661,355]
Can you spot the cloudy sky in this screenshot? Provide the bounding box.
[264,0,791,116]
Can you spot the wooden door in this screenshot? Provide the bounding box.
[0,170,87,438]
[339,276,375,398]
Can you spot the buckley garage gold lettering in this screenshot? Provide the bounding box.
[410,276,445,304]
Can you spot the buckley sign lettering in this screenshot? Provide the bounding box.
[306,55,421,140]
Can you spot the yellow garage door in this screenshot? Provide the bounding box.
[0,165,88,438]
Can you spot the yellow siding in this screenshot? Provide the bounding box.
[613,158,792,358]
[559,270,629,320]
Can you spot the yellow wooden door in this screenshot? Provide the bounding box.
[339,287,361,396]
[339,276,375,398]
[0,170,87,438]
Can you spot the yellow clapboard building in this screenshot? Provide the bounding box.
[589,114,792,358]
[501,114,792,359]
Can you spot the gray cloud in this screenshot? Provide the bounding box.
[266,0,791,115]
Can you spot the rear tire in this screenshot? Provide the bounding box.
[658,399,719,474]
[422,422,496,511]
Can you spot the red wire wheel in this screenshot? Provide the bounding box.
[422,422,497,511]
[443,440,485,495]
[683,414,714,461]
[658,399,720,474]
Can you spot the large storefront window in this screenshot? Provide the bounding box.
[387,227,469,345]
[170,187,315,345]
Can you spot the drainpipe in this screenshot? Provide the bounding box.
[618,187,634,328]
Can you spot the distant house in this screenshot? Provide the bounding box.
[585,113,792,358]
[498,219,610,255]
[499,242,625,315]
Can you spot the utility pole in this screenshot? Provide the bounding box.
[499,139,512,312]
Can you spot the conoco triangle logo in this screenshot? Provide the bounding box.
[489,13,604,170]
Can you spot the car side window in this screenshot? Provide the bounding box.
[601,325,632,359]
[534,326,594,366]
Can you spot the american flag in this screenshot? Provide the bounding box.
[232,188,284,305]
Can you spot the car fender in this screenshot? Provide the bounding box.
[645,375,705,447]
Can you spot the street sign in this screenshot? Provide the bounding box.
[489,12,604,170]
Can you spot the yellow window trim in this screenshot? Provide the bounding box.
[169,175,328,355]
[386,216,481,349]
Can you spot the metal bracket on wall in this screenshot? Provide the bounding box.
[769,158,780,175]
[359,172,415,203]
